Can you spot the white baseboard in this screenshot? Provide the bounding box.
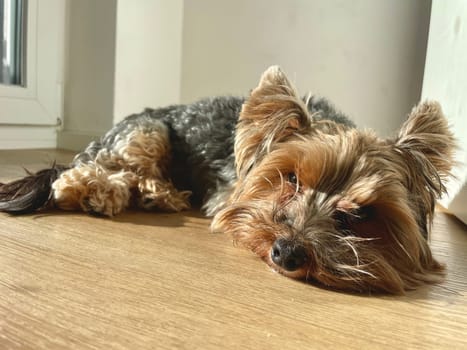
[0,125,57,149]
[446,181,467,224]
[0,127,104,151]
[57,130,104,151]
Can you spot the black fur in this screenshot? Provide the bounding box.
[0,164,68,214]
[0,95,352,215]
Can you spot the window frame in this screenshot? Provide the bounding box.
[0,0,65,126]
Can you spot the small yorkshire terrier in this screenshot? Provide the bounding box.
[0,66,456,294]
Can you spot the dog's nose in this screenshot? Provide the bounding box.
[270,238,307,271]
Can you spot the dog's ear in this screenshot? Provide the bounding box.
[395,101,456,232]
[396,101,455,194]
[235,66,311,177]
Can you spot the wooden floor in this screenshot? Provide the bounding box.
[0,149,466,350]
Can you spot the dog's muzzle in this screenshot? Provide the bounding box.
[270,238,307,271]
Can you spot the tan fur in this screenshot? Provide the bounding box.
[212,66,455,294]
[53,165,137,216]
[234,66,312,178]
[137,178,191,212]
[53,126,190,215]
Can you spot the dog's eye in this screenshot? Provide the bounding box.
[287,172,299,185]
[354,206,374,221]
[335,206,374,227]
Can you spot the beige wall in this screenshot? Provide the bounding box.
[60,0,431,150]
[181,0,431,136]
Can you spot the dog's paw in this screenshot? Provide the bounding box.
[81,172,135,216]
[53,166,135,217]
[137,178,191,212]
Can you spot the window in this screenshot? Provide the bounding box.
[0,0,64,126]
[0,0,27,86]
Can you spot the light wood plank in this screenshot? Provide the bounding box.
[0,149,466,349]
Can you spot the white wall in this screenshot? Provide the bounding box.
[63,0,117,135]
[113,0,183,123]
[58,0,431,151]
[422,0,467,222]
[58,0,117,149]
[181,0,431,136]
[58,0,183,150]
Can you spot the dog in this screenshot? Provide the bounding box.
[0,66,456,294]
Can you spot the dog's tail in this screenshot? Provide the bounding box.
[0,163,69,214]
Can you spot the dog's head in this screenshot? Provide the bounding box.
[212,66,456,294]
